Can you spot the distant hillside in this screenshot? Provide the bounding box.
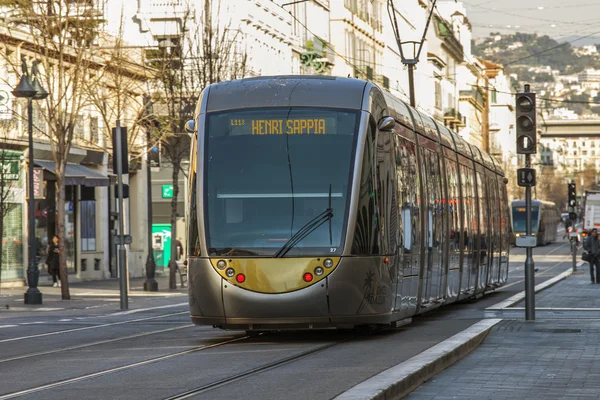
[472,33,600,74]
[560,35,600,47]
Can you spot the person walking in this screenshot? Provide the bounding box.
[46,235,61,287]
[584,228,600,284]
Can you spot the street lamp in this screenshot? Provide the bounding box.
[12,58,48,305]
[387,0,438,107]
[143,98,158,292]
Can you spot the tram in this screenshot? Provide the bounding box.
[184,76,510,331]
[510,200,560,246]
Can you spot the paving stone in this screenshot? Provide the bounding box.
[407,265,600,400]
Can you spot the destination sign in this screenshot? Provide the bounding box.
[514,207,539,212]
[231,118,328,135]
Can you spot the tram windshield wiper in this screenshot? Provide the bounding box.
[273,186,334,258]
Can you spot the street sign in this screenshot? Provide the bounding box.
[0,86,12,120]
[114,235,133,245]
[517,168,536,187]
[162,184,173,198]
[516,236,537,248]
[1,159,19,180]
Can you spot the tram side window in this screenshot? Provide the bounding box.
[188,171,201,257]
[459,165,475,257]
[396,137,418,274]
[351,118,381,255]
[375,127,397,256]
[446,158,461,269]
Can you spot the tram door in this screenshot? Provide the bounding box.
[420,147,444,305]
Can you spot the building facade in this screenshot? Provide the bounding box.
[0,1,152,287]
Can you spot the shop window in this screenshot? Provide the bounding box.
[81,199,96,251]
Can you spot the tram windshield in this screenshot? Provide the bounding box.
[512,205,540,233]
[204,107,360,257]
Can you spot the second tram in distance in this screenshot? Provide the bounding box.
[185,75,510,331]
[510,199,560,246]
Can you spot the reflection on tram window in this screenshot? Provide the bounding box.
[205,108,359,257]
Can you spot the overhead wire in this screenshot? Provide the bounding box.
[280,1,600,110]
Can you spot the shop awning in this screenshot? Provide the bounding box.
[35,160,110,187]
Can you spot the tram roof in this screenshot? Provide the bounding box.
[204,75,368,112]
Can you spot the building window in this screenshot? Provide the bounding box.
[90,116,98,144]
[81,200,96,251]
[491,89,497,104]
[435,80,442,110]
[583,150,588,156]
[344,0,358,13]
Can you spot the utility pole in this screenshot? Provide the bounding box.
[114,120,130,310]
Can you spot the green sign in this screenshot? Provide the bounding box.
[161,184,173,198]
[1,160,19,181]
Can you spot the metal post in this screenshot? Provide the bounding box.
[144,128,158,291]
[115,120,128,310]
[24,98,41,304]
[572,238,577,272]
[524,153,535,320]
[407,64,416,107]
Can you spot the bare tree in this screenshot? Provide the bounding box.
[150,0,247,289]
[3,1,105,299]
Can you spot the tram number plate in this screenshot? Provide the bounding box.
[516,236,536,248]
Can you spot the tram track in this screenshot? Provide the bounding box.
[162,339,349,400]
[0,334,250,400]
[0,310,188,344]
[0,323,194,364]
[0,331,351,400]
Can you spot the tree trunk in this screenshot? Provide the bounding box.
[168,159,180,289]
[56,176,71,299]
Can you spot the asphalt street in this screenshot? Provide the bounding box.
[0,231,577,400]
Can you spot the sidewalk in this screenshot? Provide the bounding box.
[406,266,600,399]
[0,274,187,313]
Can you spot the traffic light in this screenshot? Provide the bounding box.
[568,182,576,220]
[515,88,536,154]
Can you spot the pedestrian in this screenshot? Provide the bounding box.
[46,235,61,287]
[563,218,573,239]
[175,237,184,261]
[584,228,600,284]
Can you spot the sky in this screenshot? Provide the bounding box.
[462,0,600,44]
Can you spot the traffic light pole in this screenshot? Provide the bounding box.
[115,120,128,310]
[524,154,535,321]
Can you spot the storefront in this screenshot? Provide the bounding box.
[32,158,110,279]
[0,150,25,284]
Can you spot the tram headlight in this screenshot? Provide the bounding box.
[217,260,227,270]
[226,268,235,278]
[314,267,324,276]
[323,258,334,268]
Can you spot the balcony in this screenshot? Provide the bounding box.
[300,37,335,74]
[444,108,466,130]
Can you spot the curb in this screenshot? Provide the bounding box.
[333,319,502,400]
[486,263,580,311]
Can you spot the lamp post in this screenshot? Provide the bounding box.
[12,58,48,305]
[387,0,438,107]
[143,109,158,291]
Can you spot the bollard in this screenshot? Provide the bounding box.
[571,237,577,272]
